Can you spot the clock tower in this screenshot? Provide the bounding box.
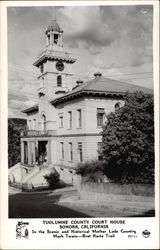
[33,9,76,99]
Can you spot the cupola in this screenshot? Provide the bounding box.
[45,8,63,47]
[45,19,63,35]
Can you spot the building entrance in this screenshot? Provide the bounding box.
[38,141,48,165]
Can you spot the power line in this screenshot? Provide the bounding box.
[8,76,153,85]
[120,76,153,81]
[9,64,153,75]
[8,65,153,79]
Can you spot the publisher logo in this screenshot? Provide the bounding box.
[16,221,29,239]
[142,230,151,238]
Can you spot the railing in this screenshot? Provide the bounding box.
[38,49,71,59]
[21,130,56,137]
[9,181,48,191]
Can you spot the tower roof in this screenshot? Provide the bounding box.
[46,19,62,34]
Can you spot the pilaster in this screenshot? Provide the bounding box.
[47,140,51,164]
[21,141,24,163]
[27,142,32,165]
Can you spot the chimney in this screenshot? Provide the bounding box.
[76,80,83,86]
[94,72,102,79]
[72,80,84,90]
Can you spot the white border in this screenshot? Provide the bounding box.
[0,1,159,249]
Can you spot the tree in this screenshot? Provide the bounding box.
[101,92,154,184]
[8,118,27,168]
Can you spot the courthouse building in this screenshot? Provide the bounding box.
[9,15,153,186]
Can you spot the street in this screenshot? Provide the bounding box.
[9,187,155,218]
[9,188,90,218]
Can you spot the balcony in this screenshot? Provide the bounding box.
[21,130,57,137]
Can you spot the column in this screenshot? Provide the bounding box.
[24,142,28,164]
[35,141,38,164]
[21,141,24,163]
[47,140,51,164]
[60,33,63,47]
[32,142,36,164]
[27,142,32,165]
[46,36,48,46]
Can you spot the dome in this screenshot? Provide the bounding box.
[46,19,61,34]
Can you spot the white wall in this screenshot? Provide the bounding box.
[56,97,87,136]
[85,97,124,134]
[57,135,87,168]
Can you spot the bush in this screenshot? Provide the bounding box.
[76,160,105,178]
[44,169,60,189]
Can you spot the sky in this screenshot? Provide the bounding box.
[7,5,153,118]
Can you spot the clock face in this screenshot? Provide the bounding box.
[56,61,64,72]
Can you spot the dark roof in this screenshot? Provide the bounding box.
[46,19,61,34]
[51,75,153,106]
[21,104,38,114]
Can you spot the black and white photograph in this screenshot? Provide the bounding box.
[7,4,155,219]
[0,1,159,249]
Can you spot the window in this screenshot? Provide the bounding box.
[97,142,103,161]
[60,142,64,160]
[59,115,63,128]
[57,75,62,87]
[54,34,58,44]
[42,114,46,131]
[28,120,31,130]
[115,102,122,112]
[97,108,105,127]
[68,111,72,129]
[77,109,82,128]
[69,142,73,161]
[77,142,83,162]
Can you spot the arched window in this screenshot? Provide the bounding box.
[115,102,122,112]
[57,75,62,87]
[42,114,46,132]
[54,34,58,44]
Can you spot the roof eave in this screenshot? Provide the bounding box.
[21,105,39,114]
[50,90,126,106]
[33,55,77,67]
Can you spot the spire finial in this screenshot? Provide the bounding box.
[52,7,56,21]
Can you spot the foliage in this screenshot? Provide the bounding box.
[8,118,27,168]
[44,169,60,189]
[76,160,105,177]
[101,91,154,184]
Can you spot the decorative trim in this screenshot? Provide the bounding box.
[33,54,76,67]
[21,133,101,139]
[51,90,125,106]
